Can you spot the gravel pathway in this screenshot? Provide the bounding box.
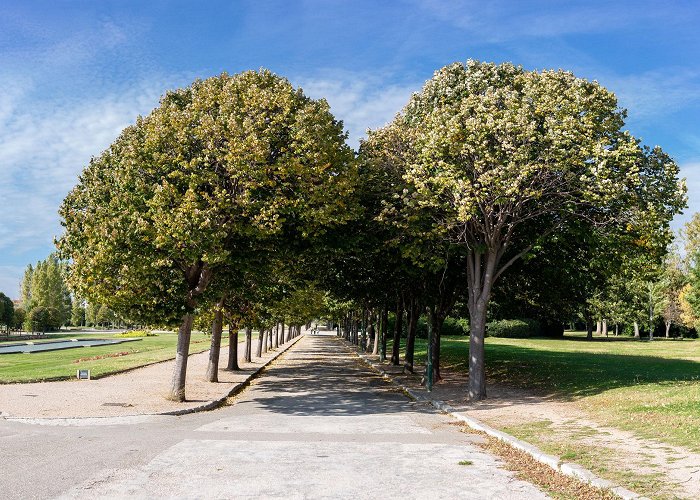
[0,334,300,418]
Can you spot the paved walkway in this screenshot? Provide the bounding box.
[0,334,548,499]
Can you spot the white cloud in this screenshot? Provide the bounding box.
[600,69,700,120]
[0,77,180,261]
[295,73,418,148]
[415,0,692,42]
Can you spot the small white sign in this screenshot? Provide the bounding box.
[77,369,91,380]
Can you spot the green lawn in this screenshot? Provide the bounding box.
[391,334,700,452]
[0,332,217,383]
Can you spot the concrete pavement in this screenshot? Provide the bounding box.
[0,333,548,499]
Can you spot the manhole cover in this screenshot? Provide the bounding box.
[101,402,134,407]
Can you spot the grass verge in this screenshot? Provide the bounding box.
[472,429,617,500]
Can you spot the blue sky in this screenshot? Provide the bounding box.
[1,0,699,298]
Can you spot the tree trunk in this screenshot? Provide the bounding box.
[226,324,239,371]
[244,327,252,362]
[466,249,500,401]
[634,321,640,338]
[256,328,264,357]
[614,323,618,336]
[585,314,594,340]
[404,298,419,373]
[371,316,379,355]
[665,321,671,338]
[262,329,268,354]
[206,304,224,382]
[380,306,388,362]
[430,306,444,383]
[596,320,601,336]
[602,319,608,337]
[468,304,487,400]
[391,297,403,365]
[167,313,193,402]
[273,323,279,348]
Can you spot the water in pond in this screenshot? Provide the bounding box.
[0,338,141,354]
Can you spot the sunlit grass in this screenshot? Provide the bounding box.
[389,333,700,451]
[0,332,217,383]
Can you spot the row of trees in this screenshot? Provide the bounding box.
[321,61,685,399]
[58,63,685,401]
[15,255,119,332]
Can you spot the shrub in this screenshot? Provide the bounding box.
[442,316,470,336]
[115,330,157,338]
[26,306,52,332]
[486,319,540,338]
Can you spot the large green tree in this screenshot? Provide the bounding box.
[391,60,685,400]
[20,255,71,330]
[58,70,354,401]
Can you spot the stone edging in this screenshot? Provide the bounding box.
[161,334,304,417]
[2,334,304,424]
[353,349,647,500]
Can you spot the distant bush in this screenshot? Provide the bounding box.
[115,330,157,338]
[442,316,470,336]
[486,319,540,338]
[25,306,61,332]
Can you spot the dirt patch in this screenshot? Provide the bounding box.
[73,351,134,363]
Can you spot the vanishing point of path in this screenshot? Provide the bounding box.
[0,333,547,499]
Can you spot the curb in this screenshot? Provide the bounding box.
[160,334,304,416]
[353,349,647,500]
[2,334,305,424]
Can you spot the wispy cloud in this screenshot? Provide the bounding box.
[296,73,418,148]
[599,68,700,121]
[415,0,694,42]
[0,266,24,301]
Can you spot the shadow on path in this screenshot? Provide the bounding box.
[243,336,431,417]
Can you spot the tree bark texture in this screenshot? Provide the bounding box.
[391,298,403,365]
[371,319,379,355]
[404,298,419,373]
[226,325,240,371]
[429,306,445,383]
[585,314,594,340]
[168,261,212,402]
[244,327,252,362]
[206,304,224,382]
[380,306,388,362]
[256,328,264,357]
[466,249,498,401]
[167,313,193,402]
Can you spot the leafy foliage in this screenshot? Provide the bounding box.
[487,319,540,338]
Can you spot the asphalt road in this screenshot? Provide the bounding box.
[0,334,547,499]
